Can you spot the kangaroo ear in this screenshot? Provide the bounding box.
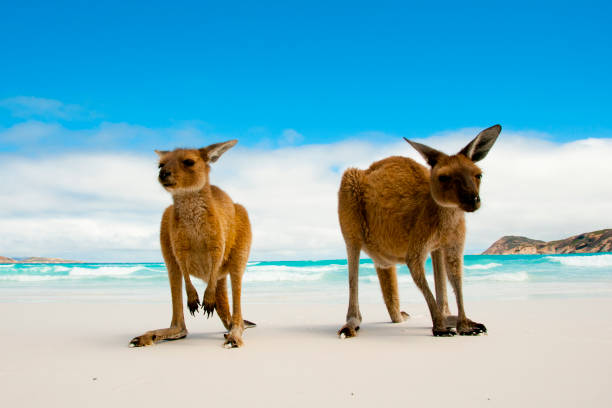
[154,150,169,158]
[199,140,238,163]
[404,138,445,167]
[459,124,501,162]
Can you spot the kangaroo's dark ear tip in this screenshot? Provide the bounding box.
[403,137,419,147]
[492,124,502,132]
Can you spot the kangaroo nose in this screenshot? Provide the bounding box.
[159,169,171,179]
[474,195,481,204]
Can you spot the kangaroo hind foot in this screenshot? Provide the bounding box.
[129,327,187,347]
[338,315,361,339]
[457,318,487,336]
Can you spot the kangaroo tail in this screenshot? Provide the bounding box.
[338,168,369,240]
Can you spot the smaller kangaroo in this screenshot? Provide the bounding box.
[130,140,254,348]
[337,125,501,337]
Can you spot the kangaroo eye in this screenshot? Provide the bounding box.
[475,174,483,180]
[183,159,195,167]
[438,175,451,183]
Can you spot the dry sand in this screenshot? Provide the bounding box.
[1,298,611,407]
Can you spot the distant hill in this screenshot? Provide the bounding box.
[482,229,612,255]
[0,256,80,263]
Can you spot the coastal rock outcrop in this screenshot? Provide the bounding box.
[482,229,612,255]
[0,256,79,263]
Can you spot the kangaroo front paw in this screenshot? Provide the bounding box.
[202,301,215,318]
[202,287,216,318]
[129,333,157,347]
[338,324,359,339]
[187,298,200,316]
[458,320,487,336]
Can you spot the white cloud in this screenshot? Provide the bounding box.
[0,96,91,120]
[279,129,304,145]
[0,120,214,151]
[1,130,610,261]
[0,120,64,143]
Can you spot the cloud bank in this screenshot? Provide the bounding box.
[1,124,610,261]
[0,96,93,121]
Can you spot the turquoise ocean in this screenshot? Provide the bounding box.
[2,254,612,304]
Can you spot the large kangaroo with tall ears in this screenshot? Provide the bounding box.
[337,125,501,337]
[130,140,255,348]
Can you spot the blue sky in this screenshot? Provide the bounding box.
[1,1,611,261]
[1,1,611,151]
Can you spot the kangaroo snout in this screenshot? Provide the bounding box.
[158,168,175,187]
[159,169,172,180]
[159,168,171,179]
[461,194,481,212]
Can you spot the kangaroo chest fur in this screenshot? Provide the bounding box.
[170,192,226,281]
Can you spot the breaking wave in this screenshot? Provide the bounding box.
[546,254,612,267]
[244,264,344,282]
[247,264,344,274]
[0,275,69,282]
[244,271,325,282]
[464,262,502,270]
[69,266,146,277]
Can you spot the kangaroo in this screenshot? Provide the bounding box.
[129,140,255,348]
[337,125,501,337]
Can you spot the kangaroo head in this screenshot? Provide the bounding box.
[404,125,501,212]
[155,140,237,195]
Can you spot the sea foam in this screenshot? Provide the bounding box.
[243,271,325,282]
[247,264,345,274]
[68,266,146,277]
[546,254,612,267]
[0,274,68,282]
[464,262,502,270]
[244,264,342,282]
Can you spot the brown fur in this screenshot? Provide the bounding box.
[129,140,255,348]
[337,125,501,337]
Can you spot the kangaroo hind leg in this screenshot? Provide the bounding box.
[223,205,253,348]
[407,253,455,337]
[376,265,409,323]
[338,245,362,338]
[215,276,232,330]
[432,249,457,328]
[443,246,486,336]
[130,224,188,347]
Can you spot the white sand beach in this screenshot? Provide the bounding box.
[1,298,610,407]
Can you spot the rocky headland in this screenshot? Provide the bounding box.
[0,256,80,263]
[482,229,612,255]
